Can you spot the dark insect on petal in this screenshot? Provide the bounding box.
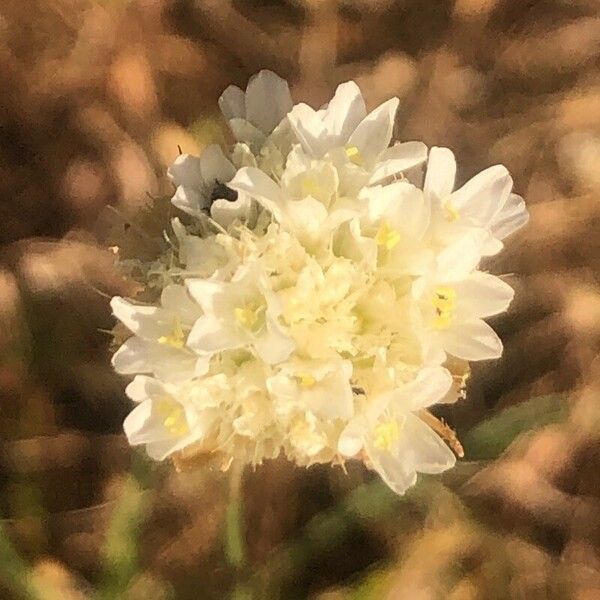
[211,181,238,203]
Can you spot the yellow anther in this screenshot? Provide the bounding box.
[432,286,456,330]
[373,419,400,451]
[158,318,186,348]
[345,145,363,166]
[156,398,189,437]
[297,373,316,388]
[443,199,460,222]
[301,176,320,198]
[433,311,454,330]
[234,306,257,329]
[432,286,456,311]
[375,221,401,250]
[234,301,266,333]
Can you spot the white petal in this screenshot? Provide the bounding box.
[125,375,165,402]
[347,97,399,164]
[112,337,152,375]
[365,180,429,239]
[451,165,512,226]
[398,367,453,411]
[245,70,293,134]
[321,81,366,145]
[424,146,456,199]
[441,318,503,361]
[144,440,180,461]
[229,167,285,222]
[287,103,327,157]
[284,196,328,245]
[401,414,456,475]
[490,193,529,240]
[199,144,236,186]
[185,278,227,314]
[195,355,211,377]
[123,402,161,445]
[366,413,455,495]
[110,297,164,338]
[435,231,486,282]
[228,118,267,150]
[253,318,295,364]
[231,142,258,169]
[304,361,354,420]
[187,314,245,355]
[160,285,203,325]
[338,415,369,457]
[219,84,245,121]
[369,141,428,185]
[116,338,198,383]
[172,185,207,216]
[167,154,204,188]
[455,273,514,318]
[481,233,504,257]
[151,350,200,384]
[210,193,253,228]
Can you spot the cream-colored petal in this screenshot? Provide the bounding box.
[347,97,399,164]
[451,164,512,226]
[321,80,366,145]
[441,318,503,361]
[424,146,456,199]
[199,144,236,186]
[253,317,295,364]
[167,153,204,188]
[245,70,293,134]
[369,141,428,185]
[218,84,245,121]
[455,272,514,319]
[229,166,285,222]
[490,193,529,240]
[160,284,203,325]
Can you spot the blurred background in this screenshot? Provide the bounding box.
[1,0,600,598]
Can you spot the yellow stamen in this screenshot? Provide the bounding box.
[234,301,266,333]
[345,145,363,166]
[373,419,400,451]
[297,373,316,388]
[301,176,320,198]
[156,398,189,437]
[443,199,459,222]
[158,318,186,348]
[375,221,401,250]
[432,286,456,330]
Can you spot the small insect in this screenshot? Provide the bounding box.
[211,181,238,203]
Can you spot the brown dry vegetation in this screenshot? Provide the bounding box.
[1,0,600,598]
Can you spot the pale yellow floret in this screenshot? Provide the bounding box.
[375,221,401,251]
[345,145,363,166]
[373,419,400,451]
[432,286,456,330]
[158,318,186,348]
[156,398,189,437]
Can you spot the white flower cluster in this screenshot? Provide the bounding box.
[111,71,528,495]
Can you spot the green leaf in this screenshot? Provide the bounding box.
[462,393,569,460]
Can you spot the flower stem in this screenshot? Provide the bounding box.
[225,462,251,599]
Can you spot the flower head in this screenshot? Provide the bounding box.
[110,71,528,496]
